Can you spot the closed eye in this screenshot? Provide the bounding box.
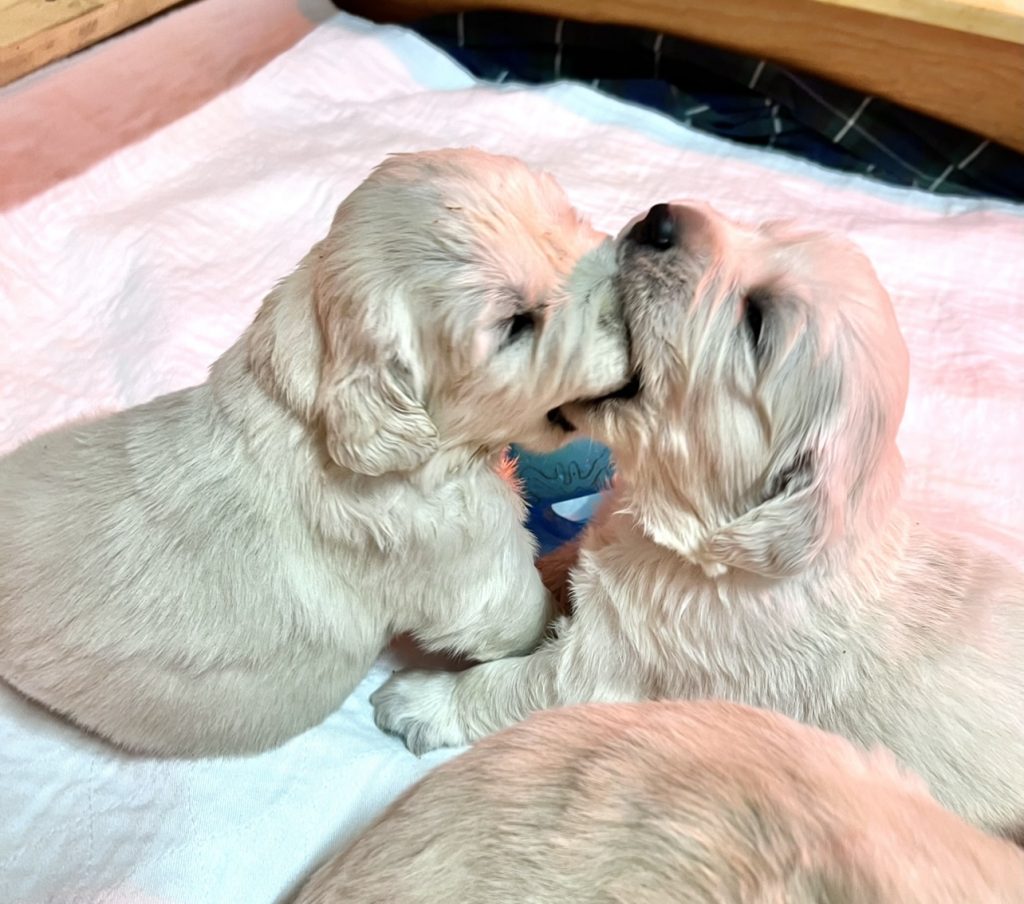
[743,292,765,353]
[504,312,536,346]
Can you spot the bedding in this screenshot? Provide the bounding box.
[0,5,1022,904]
[411,10,1024,202]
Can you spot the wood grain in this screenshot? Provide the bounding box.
[338,0,1024,152]
[0,0,186,87]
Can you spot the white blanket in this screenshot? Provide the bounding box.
[1,8,1023,904]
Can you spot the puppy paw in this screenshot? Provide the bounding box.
[371,670,471,756]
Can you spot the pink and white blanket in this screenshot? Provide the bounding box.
[1,3,1022,902]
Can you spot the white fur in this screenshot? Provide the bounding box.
[0,148,630,757]
[372,202,1024,838]
[298,701,1024,903]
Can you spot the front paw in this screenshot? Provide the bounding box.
[371,670,471,756]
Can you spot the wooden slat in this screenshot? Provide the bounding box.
[0,0,185,87]
[339,0,1024,153]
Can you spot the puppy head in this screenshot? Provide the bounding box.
[248,148,631,477]
[562,202,909,577]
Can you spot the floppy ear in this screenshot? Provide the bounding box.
[697,451,838,579]
[317,356,439,477]
[314,261,439,477]
[249,246,439,476]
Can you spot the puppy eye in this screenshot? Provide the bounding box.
[743,293,765,350]
[504,312,535,344]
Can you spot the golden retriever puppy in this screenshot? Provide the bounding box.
[0,148,630,757]
[298,701,1024,903]
[372,202,1024,838]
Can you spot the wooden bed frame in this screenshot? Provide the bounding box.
[2,0,1022,153]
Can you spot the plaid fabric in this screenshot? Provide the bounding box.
[411,11,1024,202]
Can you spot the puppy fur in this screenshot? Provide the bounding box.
[297,701,1024,903]
[0,148,630,757]
[372,202,1024,838]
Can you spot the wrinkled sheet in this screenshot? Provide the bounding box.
[1,7,1023,904]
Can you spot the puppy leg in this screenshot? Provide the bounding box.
[413,569,556,666]
[372,640,563,755]
[372,614,638,755]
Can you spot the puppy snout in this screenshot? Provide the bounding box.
[628,203,677,250]
[624,202,717,254]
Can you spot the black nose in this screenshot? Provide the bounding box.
[628,203,676,250]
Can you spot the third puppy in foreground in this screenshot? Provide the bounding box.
[297,702,1024,903]
[374,202,1024,837]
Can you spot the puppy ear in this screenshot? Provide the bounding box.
[249,247,439,476]
[698,451,837,578]
[318,357,439,477]
[314,254,439,476]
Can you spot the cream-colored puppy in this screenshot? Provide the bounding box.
[0,149,630,757]
[298,701,1024,903]
[372,202,1024,838]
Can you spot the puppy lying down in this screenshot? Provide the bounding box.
[296,701,1024,903]
[373,202,1024,837]
[0,148,630,757]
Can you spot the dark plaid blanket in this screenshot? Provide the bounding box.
[412,11,1024,203]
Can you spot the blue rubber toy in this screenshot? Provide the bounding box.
[510,439,614,556]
